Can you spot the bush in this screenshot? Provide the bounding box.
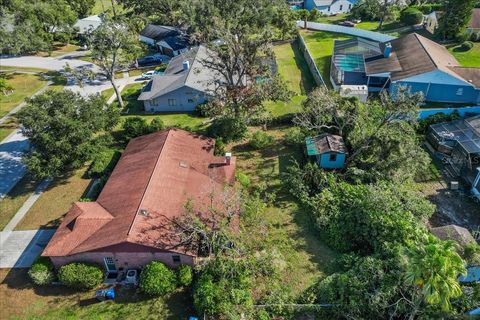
[400,7,423,25]
[123,116,149,140]
[460,41,474,51]
[58,262,103,290]
[139,261,177,296]
[87,149,121,178]
[207,117,247,142]
[214,138,226,156]
[283,127,305,147]
[28,257,55,285]
[177,265,193,287]
[149,117,165,132]
[417,110,460,134]
[236,171,251,188]
[249,131,274,150]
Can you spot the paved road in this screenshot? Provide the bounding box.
[0,229,55,268]
[0,130,30,199]
[0,55,97,72]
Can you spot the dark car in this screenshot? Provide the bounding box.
[339,21,356,27]
[137,55,163,67]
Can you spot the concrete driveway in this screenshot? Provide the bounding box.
[0,55,97,72]
[0,129,30,199]
[0,229,55,268]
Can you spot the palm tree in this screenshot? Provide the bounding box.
[405,234,467,311]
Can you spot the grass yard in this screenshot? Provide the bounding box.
[36,43,80,58]
[0,73,48,118]
[0,269,192,320]
[101,87,115,100]
[230,127,337,294]
[299,30,351,89]
[265,41,315,117]
[0,175,39,231]
[92,0,126,15]
[449,42,480,67]
[0,118,17,142]
[15,168,92,230]
[0,66,50,73]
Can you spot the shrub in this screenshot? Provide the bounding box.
[236,171,251,188]
[207,117,247,142]
[28,257,55,285]
[249,131,274,150]
[58,262,103,290]
[177,265,193,287]
[87,149,121,178]
[122,116,149,140]
[139,261,177,296]
[149,117,165,132]
[283,127,305,147]
[214,138,226,156]
[400,7,423,25]
[460,41,474,51]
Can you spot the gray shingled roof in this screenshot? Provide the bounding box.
[140,24,180,41]
[138,46,220,101]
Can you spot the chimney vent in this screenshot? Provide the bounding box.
[383,43,392,58]
[183,60,190,71]
[225,152,232,165]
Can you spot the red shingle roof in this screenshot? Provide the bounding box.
[43,129,236,257]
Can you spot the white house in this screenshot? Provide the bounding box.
[424,11,443,34]
[140,24,189,57]
[304,0,358,15]
[73,15,102,35]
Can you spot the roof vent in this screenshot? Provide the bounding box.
[183,60,190,71]
[139,209,149,216]
[179,161,188,168]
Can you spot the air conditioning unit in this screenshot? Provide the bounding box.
[125,269,138,285]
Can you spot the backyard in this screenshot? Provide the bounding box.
[448,42,480,68]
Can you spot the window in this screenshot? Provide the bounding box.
[456,88,464,96]
[329,153,337,162]
[172,255,181,263]
[168,99,177,106]
[339,4,343,10]
[150,98,159,106]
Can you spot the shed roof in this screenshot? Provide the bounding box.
[140,24,180,41]
[43,129,236,257]
[306,133,348,156]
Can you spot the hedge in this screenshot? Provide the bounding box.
[58,262,104,290]
[139,261,177,296]
[400,8,423,25]
[28,257,55,285]
[177,265,193,287]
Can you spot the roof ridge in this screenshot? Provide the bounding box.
[127,129,173,236]
[325,135,332,151]
[413,33,438,69]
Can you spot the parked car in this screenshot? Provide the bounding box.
[141,70,155,79]
[339,21,356,27]
[137,55,163,67]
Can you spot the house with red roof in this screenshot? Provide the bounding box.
[42,129,236,272]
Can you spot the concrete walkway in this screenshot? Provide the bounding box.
[0,129,30,199]
[3,178,51,232]
[0,229,55,268]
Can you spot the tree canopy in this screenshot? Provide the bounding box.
[17,90,120,178]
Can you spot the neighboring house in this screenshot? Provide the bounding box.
[140,24,189,57]
[74,15,102,35]
[330,33,480,104]
[306,134,348,169]
[431,224,476,251]
[304,0,358,15]
[426,115,480,187]
[424,11,443,34]
[42,128,236,270]
[467,8,480,34]
[138,46,218,112]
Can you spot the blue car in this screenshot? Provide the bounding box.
[137,55,163,67]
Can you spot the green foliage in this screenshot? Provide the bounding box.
[139,261,177,296]
[207,117,248,142]
[122,116,164,141]
[17,90,120,179]
[438,0,476,39]
[236,172,251,188]
[149,117,165,132]
[214,137,226,156]
[193,257,254,317]
[400,7,423,25]
[177,265,193,287]
[283,127,305,147]
[87,148,121,178]
[463,242,480,265]
[28,257,55,286]
[69,0,96,18]
[0,77,14,95]
[417,111,461,134]
[249,131,274,149]
[405,235,467,311]
[58,262,103,290]
[412,3,443,14]
[460,41,474,51]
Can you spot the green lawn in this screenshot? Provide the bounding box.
[0,73,48,118]
[36,43,80,58]
[0,118,17,142]
[92,0,126,15]
[449,42,480,67]
[265,41,315,117]
[299,30,351,89]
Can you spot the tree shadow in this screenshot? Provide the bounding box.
[291,41,315,94]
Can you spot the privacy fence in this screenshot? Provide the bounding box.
[297,33,327,88]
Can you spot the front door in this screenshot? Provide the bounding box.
[104,257,116,272]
